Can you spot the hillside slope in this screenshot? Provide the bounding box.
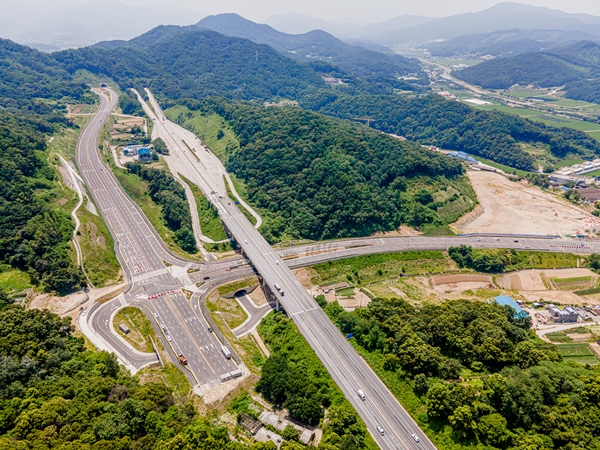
[456,40,600,103]
[169,99,475,241]
[54,29,325,101]
[196,13,423,82]
[301,92,600,171]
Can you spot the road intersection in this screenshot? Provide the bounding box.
[78,87,598,450]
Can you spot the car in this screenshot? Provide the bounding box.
[495,238,500,241]
[376,425,385,436]
[275,260,279,265]
[411,433,420,443]
[476,238,481,242]
[244,240,248,244]
[357,389,366,401]
[153,312,158,318]
[524,245,530,249]
[208,327,213,333]
[514,240,519,243]
[167,336,172,342]
[82,310,87,316]
[203,276,210,280]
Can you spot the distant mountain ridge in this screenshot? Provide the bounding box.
[55,28,325,102]
[456,40,600,104]
[457,40,600,89]
[424,29,599,57]
[196,14,423,81]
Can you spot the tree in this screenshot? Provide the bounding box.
[256,354,289,404]
[281,425,299,441]
[477,413,513,448]
[153,138,168,154]
[589,253,600,271]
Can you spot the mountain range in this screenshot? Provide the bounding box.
[457,40,600,88]
[196,14,422,81]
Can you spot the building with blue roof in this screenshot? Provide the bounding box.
[494,295,530,320]
[137,147,152,162]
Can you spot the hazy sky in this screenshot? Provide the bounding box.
[125,0,600,22]
[4,0,600,24]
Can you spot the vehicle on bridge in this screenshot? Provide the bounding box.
[178,354,188,365]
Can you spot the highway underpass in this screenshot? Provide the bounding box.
[80,87,600,450]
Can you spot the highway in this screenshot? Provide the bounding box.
[76,88,239,385]
[139,92,448,450]
[82,88,598,450]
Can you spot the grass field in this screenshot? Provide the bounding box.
[546,332,573,343]
[180,175,230,245]
[164,106,239,162]
[551,276,595,291]
[138,363,192,398]
[555,343,599,365]
[0,267,32,295]
[311,251,451,286]
[582,169,600,177]
[206,295,249,330]
[77,199,121,287]
[114,306,159,353]
[472,156,533,177]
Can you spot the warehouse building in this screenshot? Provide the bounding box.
[494,295,530,320]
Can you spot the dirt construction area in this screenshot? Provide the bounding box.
[431,274,494,294]
[458,171,596,236]
[497,268,600,306]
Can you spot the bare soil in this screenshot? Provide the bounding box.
[248,286,268,307]
[459,171,595,236]
[28,283,126,324]
[336,288,372,309]
[432,274,492,285]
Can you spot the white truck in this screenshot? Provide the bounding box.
[221,345,231,359]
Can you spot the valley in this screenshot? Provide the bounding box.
[3,3,600,450]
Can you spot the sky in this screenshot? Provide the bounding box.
[3,0,600,25]
[106,0,600,22]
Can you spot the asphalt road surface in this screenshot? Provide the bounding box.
[82,88,598,450]
[77,88,238,385]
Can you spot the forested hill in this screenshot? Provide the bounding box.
[171,99,476,241]
[0,38,85,108]
[0,304,275,449]
[196,13,424,84]
[456,40,600,103]
[301,92,600,171]
[53,29,325,101]
[0,38,86,293]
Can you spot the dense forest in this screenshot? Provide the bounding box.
[0,304,294,450]
[0,38,89,293]
[53,29,325,102]
[257,313,374,450]
[196,14,425,87]
[456,52,585,90]
[0,39,85,108]
[301,91,600,170]
[124,163,197,253]
[172,99,475,241]
[323,297,600,449]
[0,110,83,293]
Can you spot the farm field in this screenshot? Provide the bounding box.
[555,343,599,365]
